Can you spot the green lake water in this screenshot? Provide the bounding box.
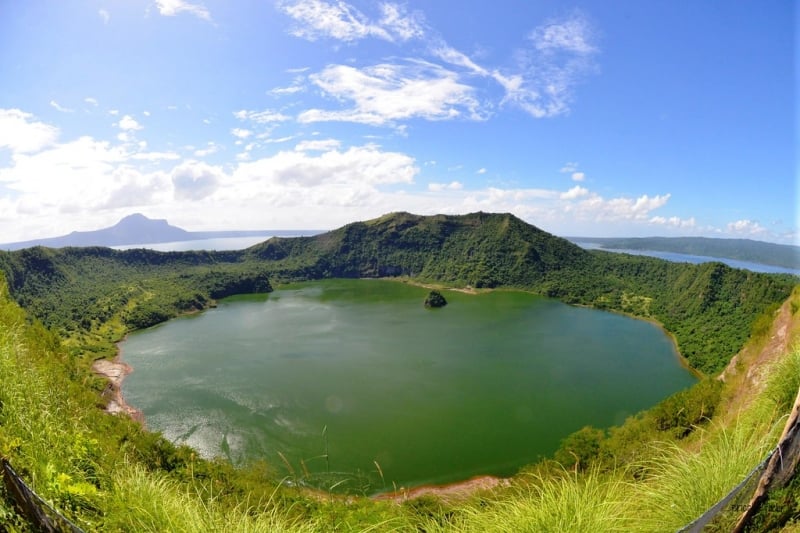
[121,279,696,493]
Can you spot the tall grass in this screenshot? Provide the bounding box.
[102,464,322,532]
[415,468,635,533]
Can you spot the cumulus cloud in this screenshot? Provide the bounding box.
[0,109,59,153]
[231,128,253,139]
[476,168,487,175]
[234,144,417,189]
[278,0,424,43]
[726,219,767,236]
[171,161,223,200]
[571,172,585,182]
[154,0,211,21]
[560,185,588,199]
[298,61,484,125]
[649,215,696,229]
[118,115,143,131]
[0,136,129,216]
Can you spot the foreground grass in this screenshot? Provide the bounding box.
[1,273,798,531]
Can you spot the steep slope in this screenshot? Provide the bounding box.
[248,211,591,287]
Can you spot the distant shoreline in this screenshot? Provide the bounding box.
[92,341,144,424]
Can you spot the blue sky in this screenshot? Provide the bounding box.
[0,1,795,243]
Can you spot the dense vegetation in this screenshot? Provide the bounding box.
[0,212,794,375]
[0,276,797,531]
[579,236,800,270]
[0,211,798,530]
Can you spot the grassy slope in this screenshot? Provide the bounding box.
[0,277,798,531]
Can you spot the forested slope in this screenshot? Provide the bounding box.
[581,236,800,270]
[0,211,794,374]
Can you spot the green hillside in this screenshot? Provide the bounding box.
[0,212,794,374]
[0,211,798,531]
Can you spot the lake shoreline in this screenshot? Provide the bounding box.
[92,341,145,424]
[101,277,698,501]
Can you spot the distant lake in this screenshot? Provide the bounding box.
[576,243,800,275]
[121,279,695,493]
[113,236,270,251]
[112,232,319,252]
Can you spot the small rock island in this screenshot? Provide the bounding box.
[424,290,447,308]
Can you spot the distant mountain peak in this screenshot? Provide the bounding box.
[0,213,191,250]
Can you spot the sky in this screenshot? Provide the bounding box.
[0,1,796,244]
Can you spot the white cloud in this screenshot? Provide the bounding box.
[431,12,598,120]
[530,12,597,55]
[171,160,223,200]
[154,0,211,21]
[560,185,588,199]
[571,171,585,182]
[560,162,578,173]
[278,0,423,43]
[233,145,417,190]
[0,109,59,153]
[194,142,220,157]
[50,100,74,113]
[295,139,341,152]
[231,128,253,139]
[118,115,143,131]
[130,151,181,162]
[299,61,484,125]
[84,97,99,107]
[0,136,129,215]
[233,109,291,123]
[726,219,767,236]
[270,84,305,96]
[649,215,696,229]
[98,9,110,24]
[428,181,463,192]
[476,168,487,174]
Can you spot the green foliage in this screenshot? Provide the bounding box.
[424,290,447,308]
[1,213,793,374]
[553,426,608,471]
[651,379,723,438]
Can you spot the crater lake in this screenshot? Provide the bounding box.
[121,279,696,493]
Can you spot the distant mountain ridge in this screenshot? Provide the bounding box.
[571,236,800,270]
[0,213,296,250]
